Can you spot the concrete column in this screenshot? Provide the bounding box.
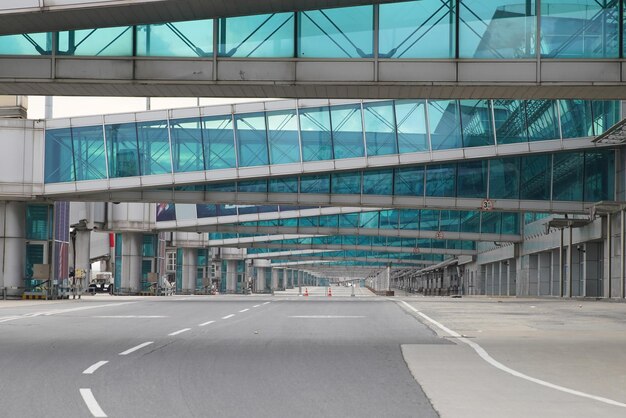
[550,249,560,296]
[538,252,551,296]
[282,269,288,289]
[528,254,539,296]
[485,264,493,295]
[256,267,265,293]
[74,230,91,284]
[0,202,26,296]
[585,243,601,297]
[121,232,142,293]
[226,260,238,293]
[182,248,196,294]
[508,259,517,296]
[571,246,582,297]
[271,268,279,290]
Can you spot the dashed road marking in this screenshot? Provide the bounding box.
[239,309,249,313]
[119,341,153,356]
[199,320,215,327]
[93,315,166,318]
[82,361,109,375]
[80,388,107,417]
[222,314,235,319]
[168,328,191,336]
[263,302,271,305]
[289,315,365,319]
[253,305,261,308]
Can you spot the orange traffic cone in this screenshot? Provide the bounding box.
[328,287,332,297]
[304,288,309,296]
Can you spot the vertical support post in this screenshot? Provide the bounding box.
[607,213,613,298]
[622,209,626,299]
[559,228,564,297]
[568,225,573,298]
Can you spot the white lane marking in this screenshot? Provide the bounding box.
[222,314,235,319]
[252,305,261,308]
[399,301,626,409]
[83,361,109,375]
[289,315,365,319]
[0,316,20,323]
[263,302,271,305]
[93,315,166,318]
[0,302,137,324]
[168,328,191,336]
[119,341,153,356]
[239,309,249,313]
[199,320,215,327]
[80,388,108,417]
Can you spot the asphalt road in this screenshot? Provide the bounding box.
[0,294,443,418]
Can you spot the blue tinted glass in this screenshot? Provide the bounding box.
[363,101,397,156]
[332,172,361,194]
[493,100,528,144]
[170,118,204,173]
[136,20,213,57]
[460,1,536,58]
[235,112,268,167]
[457,161,488,198]
[502,213,520,234]
[202,115,236,170]
[299,106,333,161]
[363,170,393,195]
[489,158,520,199]
[420,210,439,230]
[520,155,552,200]
[395,100,428,153]
[541,0,619,58]
[394,166,424,196]
[360,212,379,228]
[460,100,494,147]
[526,100,560,141]
[58,27,133,56]
[426,164,456,197]
[106,123,140,178]
[269,178,298,193]
[553,152,584,201]
[460,211,481,233]
[0,32,52,55]
[429,100,462,150]
[72,125,107,181]
[592,101,620,136]
[136,120,171,176]
[219,13,295,57]
[300,174,330,193]
[330,104,365,159]
[379,0,454,58]
[584,150,614,201]
[299,6,373,58]
[267,109,301,164]
[481,211,501,234]
[440,211,460,232]
[238,180,267,193]
[559,100,593,138]
[45,128,74,183]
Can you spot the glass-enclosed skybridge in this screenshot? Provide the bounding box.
[41,98,620,214]
[2,1,626,98]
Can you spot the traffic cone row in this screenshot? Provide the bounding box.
[328,287,332,297]
[304,288,309,296]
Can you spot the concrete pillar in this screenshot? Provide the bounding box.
[550,249,560,296]
[121,232,142,293]
[256,267,265,293]
[538,252,551,296]
[585,243,601,297]
[271,268,279,290]
[528,254,539,296]
[282,269,288,289]
[226,260,238,293]
[508,259,517,296]
[571,246,582,297]
[0,202,26,296]
[182,248,196,294]
[74,230,91,284]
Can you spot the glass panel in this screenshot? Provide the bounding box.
[395,100,428,153]
[489,158,520,199]
[379,210,399,229]
[520,154,552,200]
[360,212,379,228]
[238,180,267,193]
[541,0,619,58]
[584,150,614,201]
[592,101,620,136]
[426,164,456,197]
[457,160,488,198]
[332,172,361,194]
[72,125,107,181]
[420,210,439,230]
[481,211,501,234]
[440,210,460,232]
[106,123,139,178]
[219,13,295,57]
[26,205,51,240]
[136,120,171,176]
[319,214,339,228]
[170,117,204,173]
[206,182,236,192]
[552,152,584,201]
[269,178,298,193]
[502,213,520,234]
[203,115,236,170]
[136,20,213,57]
[57,27,133,56]
[460,211,481,233]
[429,100,463,150]
[363,101,397,156]
[460,1,536,58]
[235,112,268,167]
[559,100,593,138]
[493,100,528,144]
[339,213,359,228]
[379,0,455,58]
[0,32,52,55]
[363,169,393,195]
[299,106,333,161]
[526,100,560,141]
[299,6,373,58]
[45,128,74,183]
[394,166,425,196]
[267,109,301,164]
[460,100,494,147]
[331,104,365,159]
[300,174,330,193]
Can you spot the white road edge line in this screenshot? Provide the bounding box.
[199,320,215,327]
[168,328,191,336]
[80,388,108,417]
[222,314,235,319]
[239,309,249,313]
[399,300,626,408]
[119,341,153,356]
[82,361,109,375]
[263,302,271,305]
[252,305,261,308]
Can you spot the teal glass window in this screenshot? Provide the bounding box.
[363,169,393,195]
[170,118,204,173]
[420,210,439,230]
[429,100,462,150]
[299,106,333,161]
[541,0,619,58]
[45,128,74,183]
[26,205,52,240]
[363,101,397,156]
[481,211,502,234]
[457,161,488,198]
[592,101,620,136]
[559,100,593,138]
[270,178,298,193]
[332,172,361,194]
[72,125,107,181]
[219,13,295,57]
[106,123,140,178]
[440,211,460,232]
[319,214,339,228]
[330,104,365,159]
[136,120,171,176]
[489,158,520,199]
[460,100,495,147]
[235,112,269,167]
[493,100,529,144]
[460,211,481,233]
[394,166,424,196]
[299,6,373,58]
[584,150,614,201]
[379,210,399,229]
[0,32,52,55]
[267,109,301,164]
[300,174,330,193]
[136,20,213,57]
[520,155,552,200]
[399,210,420,230]
[395,100,428,153]
[553,152,584,201]
[426,164,456,197]
[203,115,236,170]
[460,1,536,59]
[142,234,156,257]
[526,100,560,141]
[502,213,520,235]
[238,180,267,193]
[57,27,133,56]
[360,212,379,228]
[379,0,455,58]
[339,213,360,228]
